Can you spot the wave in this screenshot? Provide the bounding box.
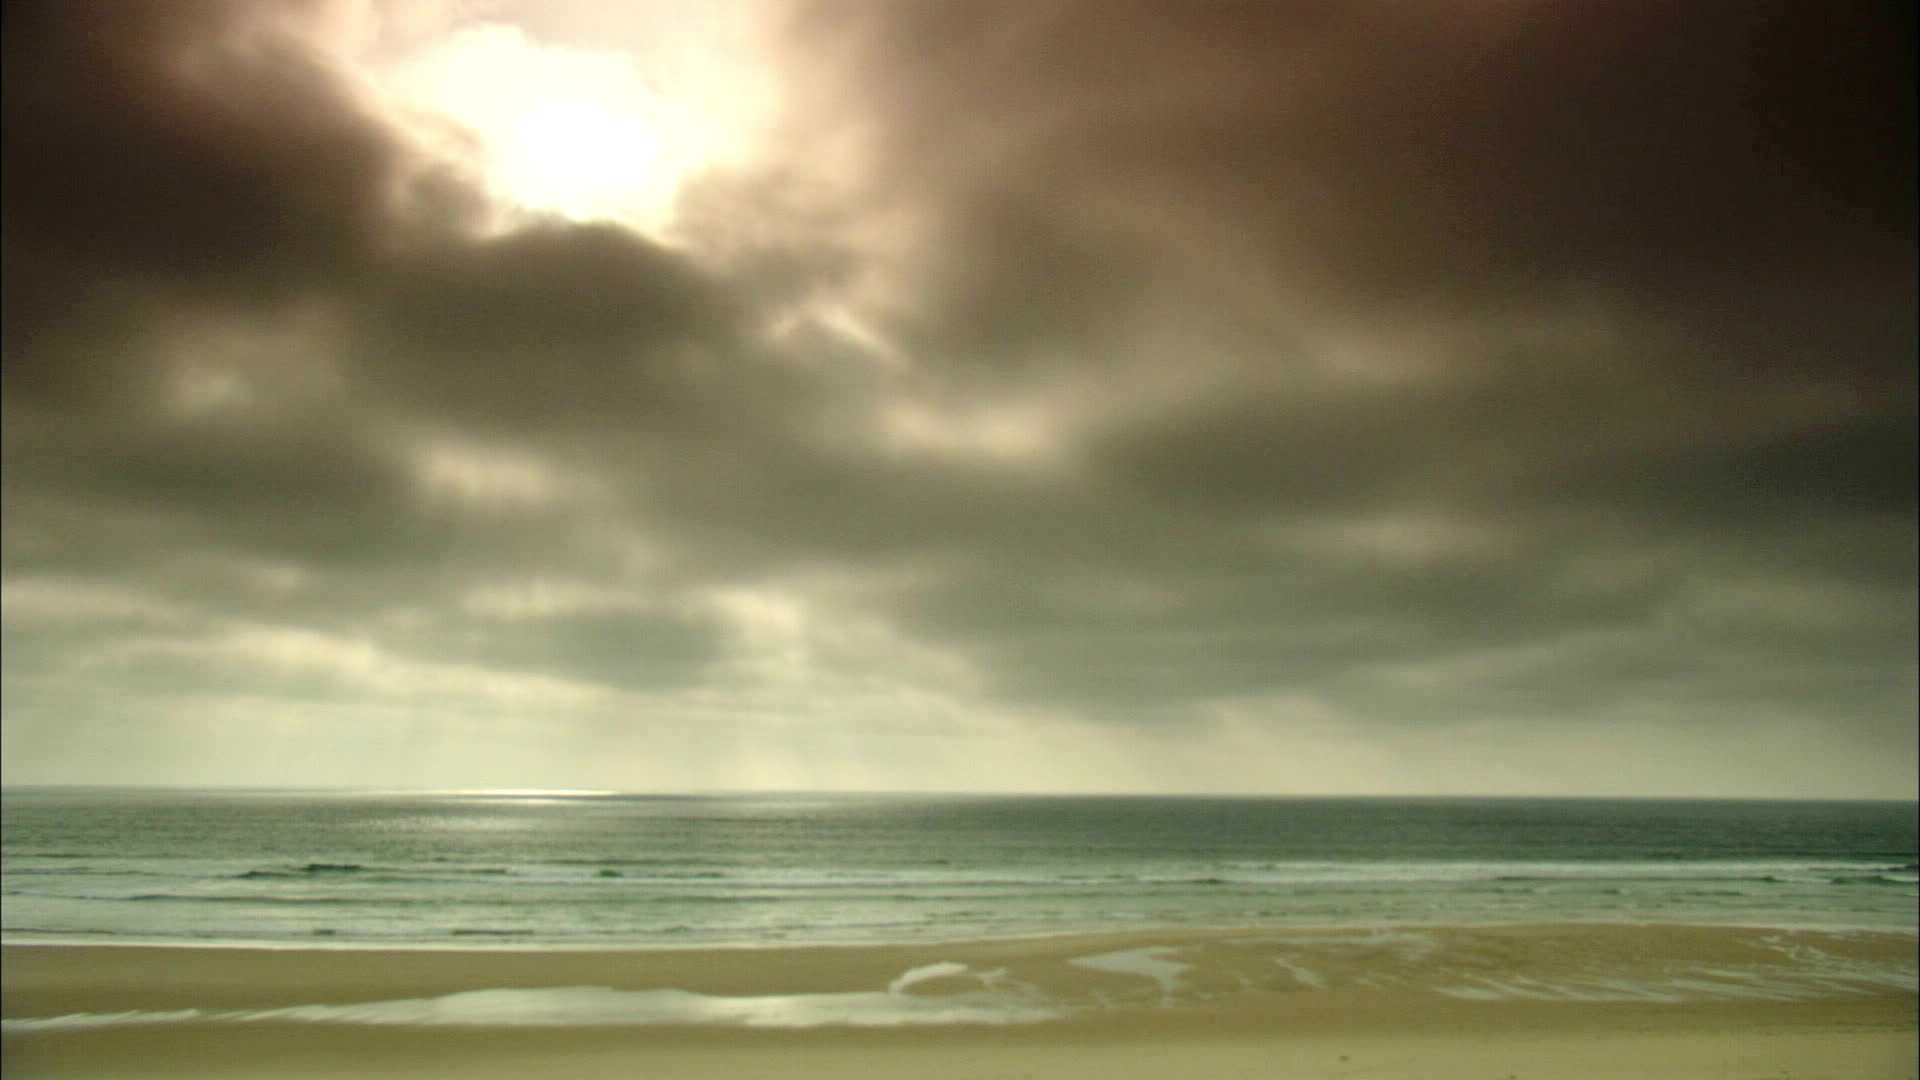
[31,858,1905,895]
[126,894,425,906]
[0,867,154,877]
[234,865,520,883]
[1490,874,1789,885]
[26,861,1910,902]
[547,857,735,869]
[234,864,370,880]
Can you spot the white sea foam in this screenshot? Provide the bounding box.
[888,960,970,994]
[1068,946,1189,1000]
[1254,930,1439,962]
[0,1009,207,1033]
[1271,956,1328,989]
[244,985,1063,1027]
[1433,976,1678,1003]
[1431,961,1916,1004]
[0,982,1065,1034]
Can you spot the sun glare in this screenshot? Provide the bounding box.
[386,24,712,233]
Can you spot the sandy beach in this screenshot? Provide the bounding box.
[5,924,1914,1079]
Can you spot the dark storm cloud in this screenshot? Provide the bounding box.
[805,0,1913,321]
[0,0,476,405]
[2,0,1913,792]
[770,0,1916,742]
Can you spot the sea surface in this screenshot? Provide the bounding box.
[3,789,1914,949]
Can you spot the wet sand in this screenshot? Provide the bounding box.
[5,924,1915,1078]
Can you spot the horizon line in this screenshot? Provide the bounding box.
[1,783,1913,804]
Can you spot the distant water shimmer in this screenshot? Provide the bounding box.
[3,790,1913,949]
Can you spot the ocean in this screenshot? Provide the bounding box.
[3,789,1914,950]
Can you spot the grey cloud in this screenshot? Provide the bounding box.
[356,223,740,431]
[1543,418,1919,532]
[389,609,729,696]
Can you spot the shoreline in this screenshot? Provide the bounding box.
[7,923,1915,1079]
[7,913,1915,954]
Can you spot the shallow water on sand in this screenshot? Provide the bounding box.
[5,925,1914,1033]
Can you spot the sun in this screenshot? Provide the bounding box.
[495,97,668,220]
[383,24,713,233]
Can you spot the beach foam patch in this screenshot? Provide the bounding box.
[1069,946,1189,1001]
[246,985,1063,1027]
[1431,963,1915,1004]
[1,1008,208,1033]
[888,960,971,994]
[1271,956,1328,990]
[1,983,1065,1033]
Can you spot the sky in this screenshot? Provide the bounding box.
[2,0,1914,797]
